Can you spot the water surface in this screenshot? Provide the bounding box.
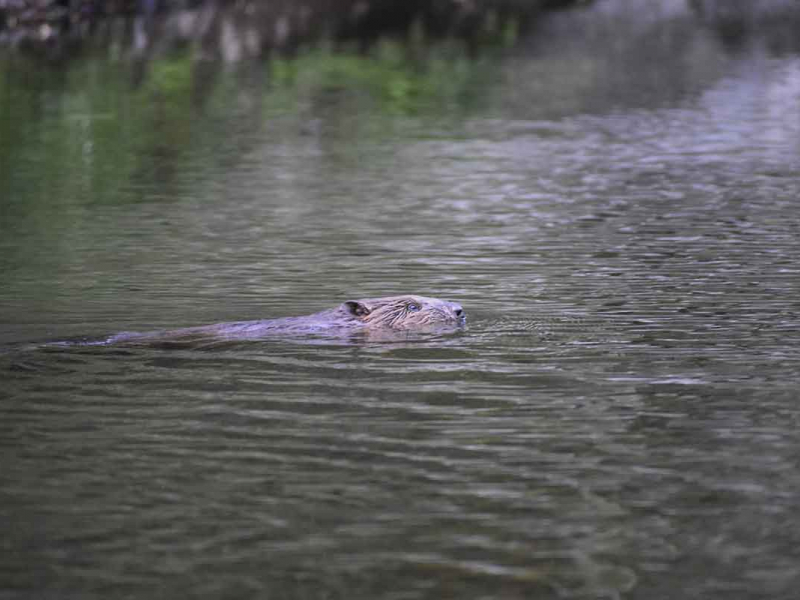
[2,2,800,599]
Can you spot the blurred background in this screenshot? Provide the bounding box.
[2,1,800,599]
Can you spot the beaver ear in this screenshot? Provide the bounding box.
[344,301,371,318]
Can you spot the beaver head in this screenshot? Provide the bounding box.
[341,295,465,331]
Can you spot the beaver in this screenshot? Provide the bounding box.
[100,294,465,345]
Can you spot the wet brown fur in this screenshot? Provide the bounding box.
[101,294,465,345]
[349,295,464,330]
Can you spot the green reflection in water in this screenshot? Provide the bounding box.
[268,41,499,117]
[1,40,501,211]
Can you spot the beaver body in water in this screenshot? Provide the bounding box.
[101,295,465,345]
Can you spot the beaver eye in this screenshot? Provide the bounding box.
[407,303,420,312]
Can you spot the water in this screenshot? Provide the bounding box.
[2,2,800,599]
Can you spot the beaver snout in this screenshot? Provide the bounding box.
[450,303,465,321]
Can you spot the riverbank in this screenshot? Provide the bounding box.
[1,0,585,57]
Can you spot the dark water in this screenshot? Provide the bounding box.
[2,2,800,599]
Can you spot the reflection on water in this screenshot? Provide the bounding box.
[2,1,800,599]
